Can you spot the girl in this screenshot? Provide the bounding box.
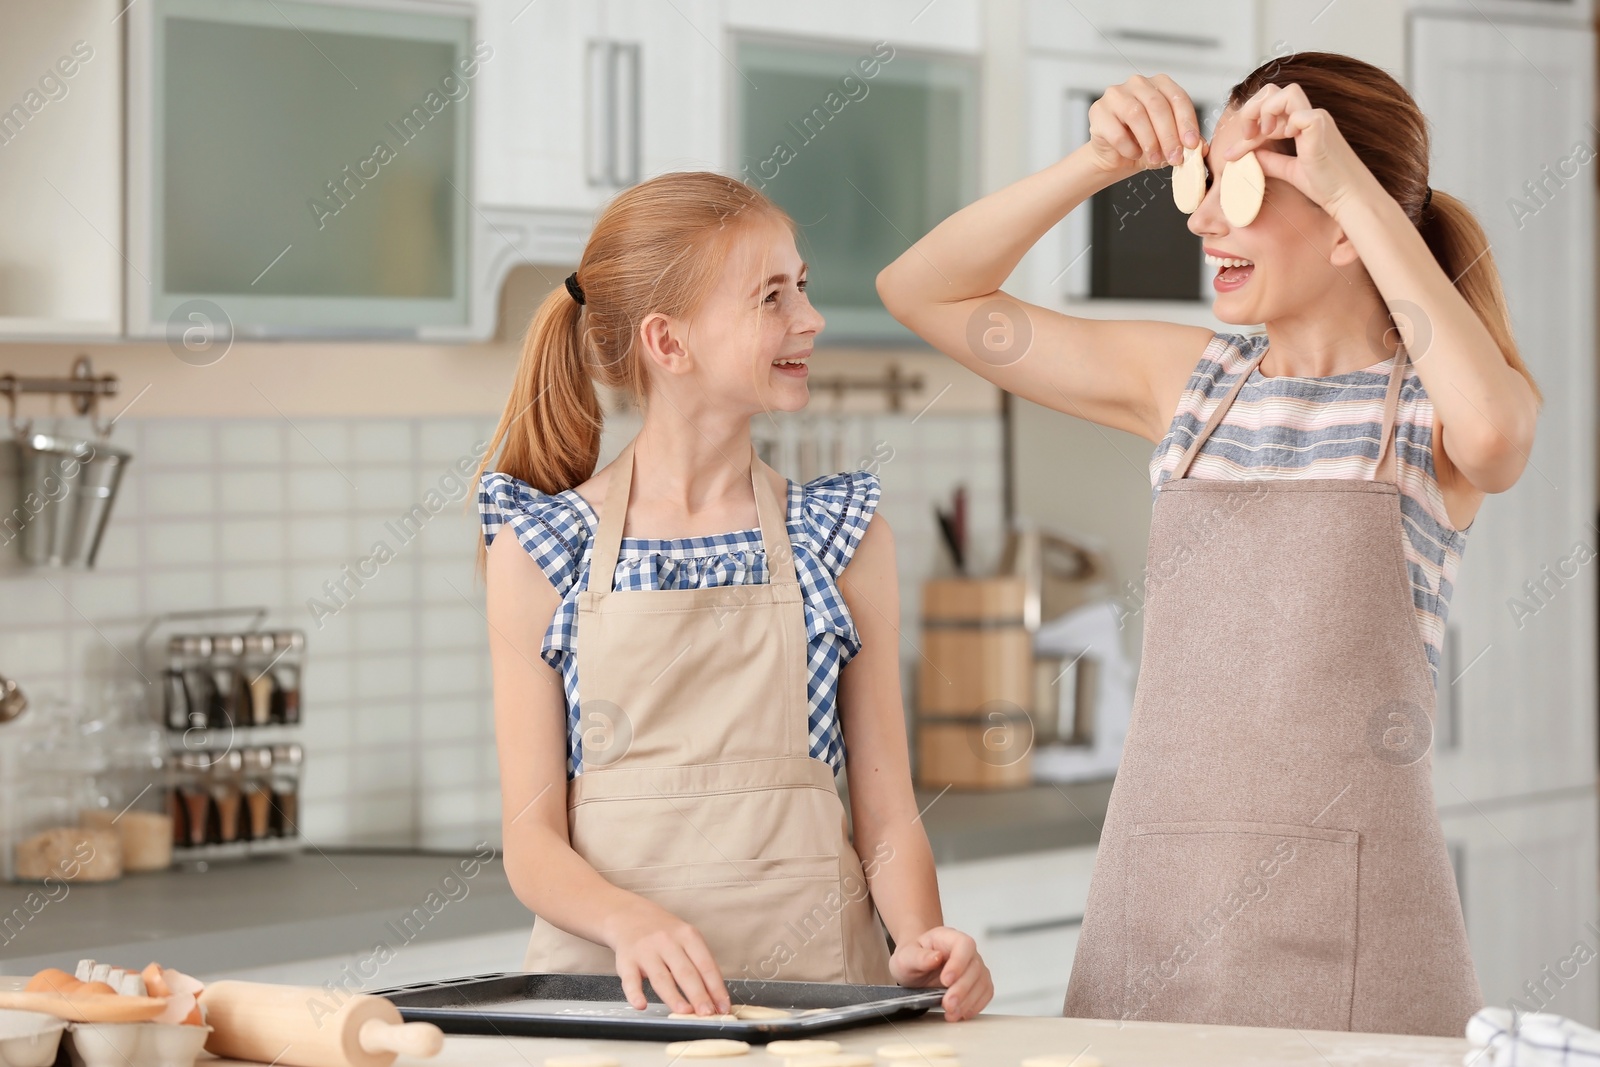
[876,53,1538,1037]
[476,171,992,1021]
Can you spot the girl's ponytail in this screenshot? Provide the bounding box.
[480,284,602,497]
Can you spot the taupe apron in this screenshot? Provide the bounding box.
[1063,345,1482,1036]
[523,439,895,987]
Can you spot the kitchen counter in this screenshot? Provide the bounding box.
[0,780,1112,977]
[211,1011,1470,1067]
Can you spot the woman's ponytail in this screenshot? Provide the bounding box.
[1417,190,1543,406]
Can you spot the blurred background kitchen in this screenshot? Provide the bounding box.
[0,0,1594,1024]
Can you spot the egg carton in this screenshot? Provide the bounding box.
[0,1009,67,1067]
[65,1022,211,1067]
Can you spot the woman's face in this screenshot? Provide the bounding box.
[647,220,824,420]
[1187,106,1352,326]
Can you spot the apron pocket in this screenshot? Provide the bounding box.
[1124,820,1358,1030]
[601,854,852,984]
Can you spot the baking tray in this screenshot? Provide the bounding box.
[373,972,945,1042]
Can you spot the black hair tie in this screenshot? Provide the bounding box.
[1422,186,1433,211]
[564,271,586,306]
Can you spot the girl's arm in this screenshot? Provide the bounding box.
[875,75,1215,444]
[486,532,730,1016]
[1223,85,1537,496]
[836,514,994,1022]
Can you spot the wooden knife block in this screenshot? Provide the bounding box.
[915,576,1033,789]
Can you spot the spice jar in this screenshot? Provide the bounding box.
[270,633,304,724]
[270,743,302,837]
[239,748,273,841]
[175,753,212,848]
[243,634,277,726]
[208,749,244,844]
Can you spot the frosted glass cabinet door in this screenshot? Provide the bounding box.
[1409,15,1597,802]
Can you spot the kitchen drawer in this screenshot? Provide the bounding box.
[1025,0,1256,70]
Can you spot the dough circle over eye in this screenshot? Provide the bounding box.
[1221,149,1265,226]
[1171,142,1207,214]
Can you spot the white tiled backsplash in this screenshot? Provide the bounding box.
[0,410,1003,849]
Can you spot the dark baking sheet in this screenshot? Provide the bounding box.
[374,972,945,1042]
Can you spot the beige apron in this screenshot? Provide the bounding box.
[1063,346,1482,1036]
[523,439,896,987]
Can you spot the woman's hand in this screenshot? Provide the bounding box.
[1086,73,1204,179]
[890,926,994,1022]
[1217,82,1375,219]
[604,897,731,1016]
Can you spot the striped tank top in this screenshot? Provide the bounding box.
[1149,331,1471,689]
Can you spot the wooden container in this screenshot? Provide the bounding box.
[915,576,1033,789]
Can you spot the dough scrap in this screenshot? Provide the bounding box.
[1171,142,1207,213]
[765,1041,841,1057]
[667,1039,752,1058]
[731,1005,793,1020]
[1021,1056,1102,1067]
[1220,149,1265,227]
[876,1044,956,1060]
[544,1057,621,1067]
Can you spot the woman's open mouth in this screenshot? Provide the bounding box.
[1206,251,1255,293]
[773,353,809,378]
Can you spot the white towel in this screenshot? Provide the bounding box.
[1466,1007,1600,1065]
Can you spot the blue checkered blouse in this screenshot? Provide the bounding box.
[478,468,882,779]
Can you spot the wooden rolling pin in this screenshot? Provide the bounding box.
[200,981,444,1067]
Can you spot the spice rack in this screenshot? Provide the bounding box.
[137,609,306,863]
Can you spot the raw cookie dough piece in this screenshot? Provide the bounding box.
[545,1056,622,1067]
[784,1056,873,1067]
[1221,148,1265,226]
[877,1043,956,1060]
[766,1041,842,1057]
[1171,142,1207,213]
[669,1012,741,1021]
[731,1005,792,1020]
[667,1039,752,1058]
[1021,1056,1103,1067]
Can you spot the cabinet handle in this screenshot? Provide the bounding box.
[610,41,640,186]
[585,40,642,188]
[585,40,612,187]
[985,915,1082,938]
[1104,28,1222,50]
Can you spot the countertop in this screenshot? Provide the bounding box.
[0,779,1112,976]
[205,1011,1471,1067]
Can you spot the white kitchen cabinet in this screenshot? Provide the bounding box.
[1440,788,1600,1026]
[1408,15,1597,802]
[1025,0,1256,71]
[722,0,982,56]
[937,847,1096,1016]
[475,0,722,212]
[0,0,123,340]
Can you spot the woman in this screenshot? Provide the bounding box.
[877,52,1538,1036]
[476,171,992,1020]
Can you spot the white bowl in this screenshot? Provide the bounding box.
[0,1008,68,1067]
[67,1022,211,1067]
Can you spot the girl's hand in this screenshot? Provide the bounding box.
[890,926,993,1022]
[1217,82,1374,219]
[1085,74,1203,179]
[605,898,731,1016]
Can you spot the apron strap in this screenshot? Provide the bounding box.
[1170,340,1410,485]
[589,438,798,590]
[1373,348,1408,485]
[1171,343,1266,480]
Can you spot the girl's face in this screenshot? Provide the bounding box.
[1187,107,1352,325]
[649,220,824,419]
